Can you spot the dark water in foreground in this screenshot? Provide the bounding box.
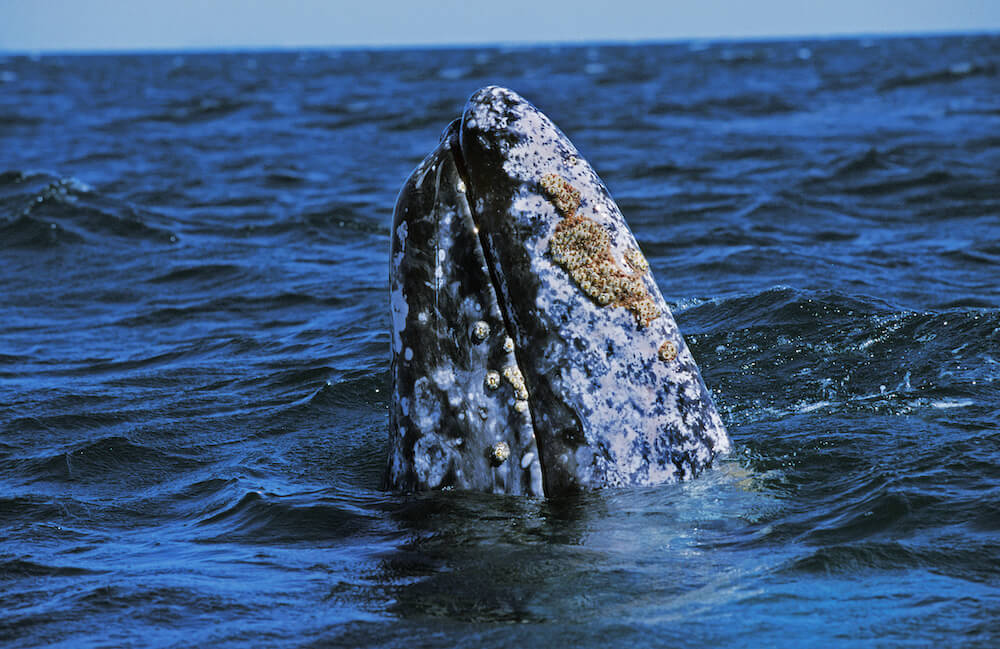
[2,34,999,648]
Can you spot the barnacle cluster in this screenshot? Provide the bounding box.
[502,365,528,401]
[502,365,530,414]
[540,173,581,216]
[658,340,677,362]
[483,336,527,411]
[541,173,660,328]
[624,248,649,274]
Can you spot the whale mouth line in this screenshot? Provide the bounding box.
[443,124,554,486]
[446,126,516,352]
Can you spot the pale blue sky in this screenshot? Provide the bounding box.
[1,0,997,52]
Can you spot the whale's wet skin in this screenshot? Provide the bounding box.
[388,87,729,496]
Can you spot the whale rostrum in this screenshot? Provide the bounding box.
[387,86,730,497]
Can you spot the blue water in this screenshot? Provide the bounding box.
[1,34,999,648]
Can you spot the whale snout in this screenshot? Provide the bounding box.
[387,86,729,497]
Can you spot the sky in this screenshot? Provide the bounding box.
[0,0,998,52]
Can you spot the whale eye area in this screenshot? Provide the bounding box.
[560,426,585,445]
[541,173,660,328]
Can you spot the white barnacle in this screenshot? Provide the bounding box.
[472,320,490,342]
[490,441,511,465]
[485,370,501,390]
[502,365,529,400]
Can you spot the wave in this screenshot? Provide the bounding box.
[800,148,963,200]
[682,286,895,331]
[147,263,247,285]
[650,93,801,118]
[301,205,390,237]
[195,488,382,543]
[0,170,178,248]
[0,110,44,127]
[101,96,255,128]
[880,60,997,91]
[830,147,892,178]
[0,558,106,579]
[3,435,204,486]
[682,288,998,426]
[309,371,388,409]
[843,169,955,197]
[113,292,346,328]
[787,540,1000,584]
[0,496,71,526]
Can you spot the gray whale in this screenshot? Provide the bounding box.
[387,86,730,497]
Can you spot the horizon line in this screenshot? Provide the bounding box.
[1,27,995,57]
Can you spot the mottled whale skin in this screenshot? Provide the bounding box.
[387,86,729,497]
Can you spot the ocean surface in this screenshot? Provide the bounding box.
[2,34,999,648]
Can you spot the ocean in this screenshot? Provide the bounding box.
[1,34,998,648]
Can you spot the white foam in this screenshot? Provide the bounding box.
[931,399,973,409]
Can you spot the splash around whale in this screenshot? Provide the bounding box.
[387,86,730,497]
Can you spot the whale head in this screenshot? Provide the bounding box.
[387,86,730,497]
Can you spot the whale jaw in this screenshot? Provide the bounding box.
[387,120,544,496]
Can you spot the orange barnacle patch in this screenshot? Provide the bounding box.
[540,173,581,217]
[624,248,649,274]
[543,174,660,328]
